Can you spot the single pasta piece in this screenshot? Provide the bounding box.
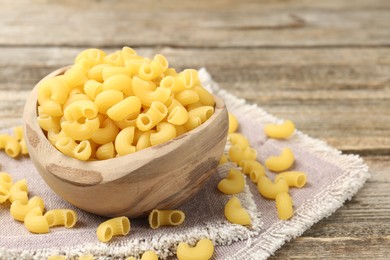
[175,89,199,106]
[78,255,94,260]
[55,137,77,157]
[228,113,238,133]
[167,99,189,125]
[37,76,69,105]
[121,46,138,66]
[75,48,106,66]
[63,64,88,88]
[47,255,67,260]
[88,63,111,83]
[19,138,28,155]
[96,142,116,160]
[140,251,158,260]
[150,122,177,146]
[104,50,124,66]
[61,117,100,141]
[265,147,295,172]
[24,206,49,234]
[219,154,229,165]
[228,133,249,149]
[84,80,103,100]
[94,90,124,114]
[177,69,198,90]
[113,116,137,130]
[186,102,203,111]
[102,66,132,80]
[63,93,90,109]
[148,209,185,229]
[91,118,120,145]
[8,179,28,204]
[44,209,78,228]
[176,239,214,260]
[37,114,61,132]
[39,100,63,117]
[184,116,202,131]
[160,75,184,93]
[96,216,131,243]
[136,131,154,151]
[275,192,294,220]
[0,172,13,190]
[102,74,133,96]
[107,96,142,122]
[217,168,245,195]
[193,85,215,106]
[13,126,23,141]
[274,171,307,188]
[10,196,45,221]
[257,176,289,200]
[239,160,265,183]
[132,77,171,106]
[264,120,295,139]
[63,99,98,122]
[0,134,21,158]
[0,186,9,203]
[228,145,257,165]
[136,101,168,131]
[188,106,214,123]
[224,196,251,226]
[73,141,92,161]
[115,127,136,156]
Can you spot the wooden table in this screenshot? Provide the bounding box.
[1,0,389,258]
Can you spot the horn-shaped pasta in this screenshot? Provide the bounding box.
[175,89,199,106]
[102,66,132,81]
[0,172,13,190]
[132,77,171,106]
[44,209,78,228]
[257,176,289,199]
[274,171,307,188]
[150,122,177,146]
[160,75,184,93]
[75,48,106,66]
[9,179,28,204]
[140,251,159,260]
[96,142,115,160]
[61,117,100,140]
[64,100,98,121]
[265,147,295,172]
[13,126,23,141]
[121,46,138,65]
[136,131,154,151]
[63,93,90,109]
[0,135,21,158]
[0,186,9,203]
[88,64,111,83]
[104,51,124,66]
[184,116,202,131]
[39,100,63,117]
[10,196,45,221]
[114,117,137,130]
[91,118,120,144]
[276,192,294,220]
[166,99,189,125]
[148,209,185,229]
[239,160,265,183]
[37,76,69,105]
[115,127,136,156]
[175,125,187,136]
[228,113,238,134]
[102,74,133,96]
[24,206,49,234]
[125,57,145,75]
[188,106,214,123]
[224,196,252,226]
[228,145,257,164]
[107,96,142,122]
[264,120,295,139]
[177,239,214,260]
[177,69,198,90]
[19,138,28,155]
[73,140,92,161]
[96,216,131,242]
[217,168,245,195]
[186,102,203,111]
[63,64,88,88]
[193,85,215,106]
[150,54,169,76]
[136,101,168,131]
[55,137,77,157]
[228,133,249,149]
[84,80,103,100]
[37,114,61,131]
[94,90,124,114]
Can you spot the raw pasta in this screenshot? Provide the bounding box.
[177,239,214,260]
[217,168,245,195]
[148,209,185,229]
[96,216,131,243]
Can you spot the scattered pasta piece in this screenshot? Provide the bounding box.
[44,209,78,228]
[78,255,94,260]
[239,160,265,183]
[228,145,257,165]
[257,176,289,200]
[141,251,159,260]
[275,192,294,220]
[96,216,130,242]
[0,134,21,158]
[228,112,238,133]
[264,120,295,139]
[10,196,45,221]
[275,171,307,188]
[177,239,214,260]
[24,206,49,234]
[148,209,185,229]
[224,196,252,226]
[47,255,67,260]
[217,168,245,195]
[265,147,295,172]
[8,179,28,204]
[228,133,249,149]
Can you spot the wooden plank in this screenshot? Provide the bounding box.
[0,47,389,153]
[1,0,390,47]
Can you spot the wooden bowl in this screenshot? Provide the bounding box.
[23,66,228,218]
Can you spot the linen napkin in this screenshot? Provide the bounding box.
[0,69,369,260]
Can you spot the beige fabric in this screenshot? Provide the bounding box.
[0,69,370,260]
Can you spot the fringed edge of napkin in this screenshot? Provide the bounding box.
[198,68,370,260]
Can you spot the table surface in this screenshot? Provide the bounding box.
[0,0,389,258]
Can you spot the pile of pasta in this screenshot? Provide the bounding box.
[218,115,307,221]
[0,126,28,158]
[37,47,215,161]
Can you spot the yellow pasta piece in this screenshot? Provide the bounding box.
[228,113,238,133]
[132,77,171,106]
[121,46,138,65]
[73,140,92,161]
[275,192,294,220]
[164,68,177,77]
[0,172,13,190]
[257,176,289,200]
[186,102,203,111]
[104,51,124,66]
[38,114,61,132]
[9,179,28,204]
[47,255,67,260]
[174,89,199,106]
[150,122,177,146]
[88,63,111,83]
[136,131,154,151]
[177,69,198,90]
[44,209,78,228]
[274,171,307,188]
[136,101,168,131]
[177,239,214,260]
[24,206,49,234]
[63,100,98,121]
[150,54,169,76]
[193,85,215,106]
[107,96,142,121]
[13,126,23,141]
[102,66,132,80]
[63,64,88,88]
[219,154,229,165]
[102,74,133,96]
[37,76,69,105]
[175,124,187,136]
[183,115,202,131]
[10,196,45,222]
[75,48,106,66]
[217,168,245,195]
[264,120,295,139]
[160,75,185,93]
[55,137,77,157]
[148,209,185,229]
[94,90,124,114]
[125,57,146,75]
[69,86,84,96]
[115,127,136,156]
[228,133,249,149]
[63,94,90,109]
[19,138,28,155]
[224,196,251,226]
[239,160,265,183]
[265,147,295,172]
[141,251,158,260]
[96,216,131,243]
[96,142,116,160]
[0,186,9,204]
[0,135,21,158]
[91,118,120,145]
[61,117,100,141]
[188,106,214,123]
[84,80,103,100]
[78,255,94,260]
[166,99,189,125]
[38,100,63,117]
[114,117,137,130]
[125,257,136,260]
[228,145,257,165]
